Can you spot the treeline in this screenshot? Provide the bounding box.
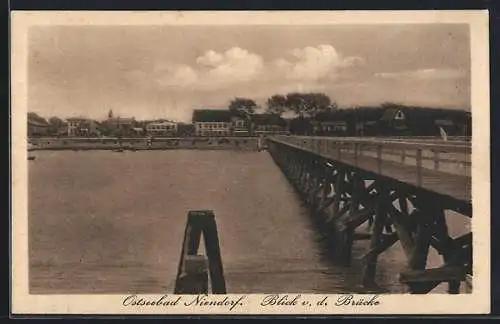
[227,94,471,137]
[227,92,335,116]
[290,103,471,137]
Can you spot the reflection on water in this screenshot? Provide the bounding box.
[28,150,469,294]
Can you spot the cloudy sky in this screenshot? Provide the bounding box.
[28,24,470,122]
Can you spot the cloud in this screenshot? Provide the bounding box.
[204,47,264,82]
[285,45,342,80]
[342,56,365,68]
[196,50,224,67]
[143,45,365,92]
[273,45,364,81]
[374,68,467,80]
[153,47,264,90]
[156,64,198,87]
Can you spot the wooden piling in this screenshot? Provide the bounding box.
[361,182,387,289]
[338,172,362,266]
[174,210,227,294]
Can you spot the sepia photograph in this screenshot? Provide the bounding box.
[11,11,490,315]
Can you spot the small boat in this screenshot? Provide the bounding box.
[112,147,124,152]
[28,156,36,161]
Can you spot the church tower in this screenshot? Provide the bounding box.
[108,109,114,119]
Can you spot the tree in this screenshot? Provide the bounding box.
[47,116,66,135]
[285,92,335,117]
[49,116,64,125]
[266,94,287,115]
[229,98,257,114]
[28,112,48,124]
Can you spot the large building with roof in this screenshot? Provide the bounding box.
[301,105,471,137]
[145,121,178,136]
[192,109,232,137]
[66,117,101,137]
[251,114,288,135]
[28,119,50,137]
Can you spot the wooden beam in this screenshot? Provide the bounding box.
[316,196,335,213]
[174,210,227,294]
[174,255,209,294]
[201,212,227,294]
[387,205,414,260]
[400,266,466,284]
[331,169,345,219]
[361,233,398,262]
[338,205,376,231]
[353,232,372,240]
[408,212,432,270]
[404,209,433,294]
[338,172,363,265]
[361,182,388,288]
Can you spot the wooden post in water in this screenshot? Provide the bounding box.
[174,210,226,294]
[338,172,361,266]
[361,181,387,289]
[402,205,433,294]
[416,149,423,186]
[434,209,461,294]
[331,169,345,221]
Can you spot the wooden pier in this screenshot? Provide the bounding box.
[267,135,472,294]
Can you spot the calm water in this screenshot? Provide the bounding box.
[28,150,469,294]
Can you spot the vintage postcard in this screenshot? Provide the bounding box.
[11,10,490,315]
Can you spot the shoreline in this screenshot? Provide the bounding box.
[28,137,263,152]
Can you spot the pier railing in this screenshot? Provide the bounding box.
[269,135,471,200]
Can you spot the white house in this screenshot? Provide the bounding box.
[146,121,178,136]
[192,110,232,137]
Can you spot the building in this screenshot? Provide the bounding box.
[230,111,251,136]
[378,106,471,137]
[378,108,410,135]
[131,127,145,136]
[192,110,232,137]
[145,121,178,136]
[311,120,348,135]
[28,119,50,137]
[306,106,471,137]
[66,117,102,137]
[103,116,136,136]
[177,123,195,137]
[251,114,288,135]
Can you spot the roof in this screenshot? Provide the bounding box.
[251,114,286,126]
[66,117,90,122]
[107,117,135,123]
[380,108,402,121]
[28,119,49,127]
[192,109,232,122]
[147,121,177,125]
